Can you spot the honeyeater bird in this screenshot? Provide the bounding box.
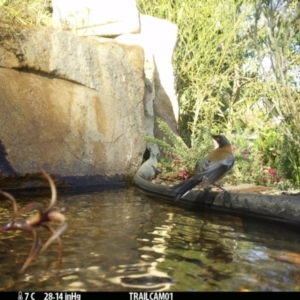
[171,134,234,202]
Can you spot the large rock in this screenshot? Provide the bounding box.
[0,23,145,186]
[52,0,140,37]
[140,15,178,140]
[115,14,179,144]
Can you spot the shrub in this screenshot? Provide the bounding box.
[0,0,52,26]
[144,119,213,179]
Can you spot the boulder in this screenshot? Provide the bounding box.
[115,14,179,144]
[52,0,140,37]
[0,23,145,186]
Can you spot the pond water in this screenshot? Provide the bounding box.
[0,187,300,291]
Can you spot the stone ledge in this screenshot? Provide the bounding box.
[134,156,300,228]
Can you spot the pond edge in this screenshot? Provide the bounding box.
[134,155,300,228]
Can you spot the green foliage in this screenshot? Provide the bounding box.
[144,119,213,177]
[146,118,293,188]
[138,0,300,188]
[226,132,292,189]
[250,0,300,147]
[255,126,300,187]
[255,127,283,167]
[0,0,52,26]
[137,0,259,140]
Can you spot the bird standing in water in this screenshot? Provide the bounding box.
[171,134,234,202]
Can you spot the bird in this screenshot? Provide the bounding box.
[170,134,234,202]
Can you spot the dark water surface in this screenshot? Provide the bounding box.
[0,187,300,291]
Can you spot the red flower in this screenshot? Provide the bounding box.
[179,170,190,179]
[268,168,277,176]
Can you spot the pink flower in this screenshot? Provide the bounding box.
[268,168,277,176]
[241,149,250,158]
[179,170,190,179]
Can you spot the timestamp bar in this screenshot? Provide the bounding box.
[15,291,178,300]
[17,292,81,300]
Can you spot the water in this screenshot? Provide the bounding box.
[0,187,300,291]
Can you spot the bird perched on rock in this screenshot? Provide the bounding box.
[171,134,234,202]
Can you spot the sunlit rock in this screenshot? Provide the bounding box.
[0,23,145,184]
[115,14,179,144]
[52,0,140,36]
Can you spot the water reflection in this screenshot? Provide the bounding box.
[0,187,300,291]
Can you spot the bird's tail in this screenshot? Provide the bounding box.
[170,178,201,202]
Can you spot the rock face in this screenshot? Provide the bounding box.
[140,15,178,140]
[115,14,179,144]
[0,23,145,185]
[0,1,179,187]
[52,0,140,36]
[52,0,179,143]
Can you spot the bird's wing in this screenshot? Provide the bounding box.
[171,157,210,190]
[191,157,211,180]
[170,154,234,201]
[170,157,210,200]
[200,155,235,188]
